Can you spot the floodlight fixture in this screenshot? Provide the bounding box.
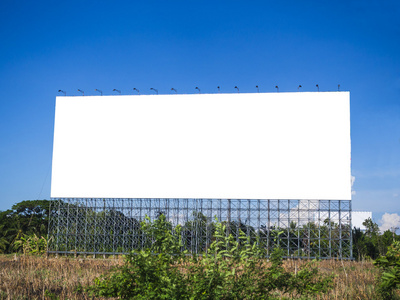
[77,89,84,96]
[234,86,239,93]
[195,87,200,94]
[58,90,66,96]
[316,84,319,92]
[217,86,220,93]
[171,88,177,94]
[113,89,121,94]
[95,89,103,96]
[133,88,140,95]
[275,85,279,92]
[150,88,158,94]
[338,84,340,91]
[297,85,302,91]
[256,85,259,93]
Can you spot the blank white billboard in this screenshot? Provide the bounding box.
[352,211,372,230]
[51,92,351,200]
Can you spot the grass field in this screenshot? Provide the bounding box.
[0,254,396,299]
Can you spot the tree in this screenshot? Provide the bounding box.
[0,200,53,253]
[363,217,380,238]
[352,218,397,260]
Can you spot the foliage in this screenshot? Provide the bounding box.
[1,254,391,300]
[0,200,53,253]
[352,217,399,260]
[2,200,400,298]
[0,224,9,253]
[13,233,48,255]
[88,214,190,299]
[89,216,334,299]
[374,241,400,299]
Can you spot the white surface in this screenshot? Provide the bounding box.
[352,211,372,230]
[51,92,351,199]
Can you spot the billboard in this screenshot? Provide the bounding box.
[51,92,351,200]
[352,211,372,230]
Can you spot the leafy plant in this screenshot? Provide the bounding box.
[0,200,53,254]
[374,241,400,299]
[13,233,48,255]
[89,216,334,299]
[88,214,190,299]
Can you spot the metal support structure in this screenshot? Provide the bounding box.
[48,199,352,259]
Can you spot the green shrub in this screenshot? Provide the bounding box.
[89,216,334,299]
[13,233,48,255]
[90,250,190,299]
[88,214,190,299]
[374,241,400,299]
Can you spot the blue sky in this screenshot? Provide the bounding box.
[0,0,399,226]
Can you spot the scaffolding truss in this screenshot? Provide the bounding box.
[48,199,352,259]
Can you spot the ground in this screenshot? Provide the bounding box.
[0,254,394,299]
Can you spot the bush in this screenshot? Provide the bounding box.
[88,214,190,299]
[89,216,334,299]
[13,233,48,255]
[374,241,400,299]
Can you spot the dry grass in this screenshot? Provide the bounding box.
[282,259,380,299]
[0,254,399,299]
[0,254,123,299]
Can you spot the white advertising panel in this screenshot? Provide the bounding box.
[352,211,372,230]
[51,92,351,199]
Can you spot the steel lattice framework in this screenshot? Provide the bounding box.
[48,199,352,259]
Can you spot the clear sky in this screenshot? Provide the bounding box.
[0,1,399,227]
